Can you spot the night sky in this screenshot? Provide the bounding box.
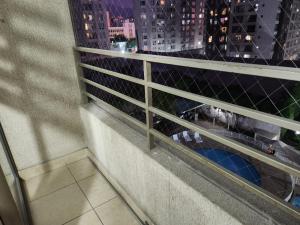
[105,0,133,8]
[105,0,133,17]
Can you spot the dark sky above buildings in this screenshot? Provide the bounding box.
[105,0,133,8]
[105,0,133,17]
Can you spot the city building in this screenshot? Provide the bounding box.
[205,0,231,58]
[134,0,206,53]
[226,0,282,59]
[123,19,136,39]
[70,0,110,49]
[106,11,137,52]
[108,19,136,40]
[108,26,125,39]
[274,0,300,61]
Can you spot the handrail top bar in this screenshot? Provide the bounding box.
[75,47,300,82]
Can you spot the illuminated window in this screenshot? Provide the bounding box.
[160,0,165,6]
[245,35,252,41]
[88,15,93,21]
[221,27,228,33]
[236,34,242,40]
[84,23,89,31]
[222,8,227,16]
[208,36,213,43]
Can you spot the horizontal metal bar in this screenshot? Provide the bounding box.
[149,129,300,218]
[75,47,300,82]
[80,77,146,109]
[149,106,300,177]
[80,63,145,85]
[149,82,300,133]
[84,92,147,130]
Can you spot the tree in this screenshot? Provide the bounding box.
[111,34,128,43]
[281,83,300,149]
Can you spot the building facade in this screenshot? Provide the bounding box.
[205,0,231,58]
[134,0,206,53]
[226,0,282,59]
[71,0,110,49]
[274,0,300,61]
[108,19,136,40]
[123,19,136,39]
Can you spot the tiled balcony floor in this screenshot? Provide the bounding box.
[24,158,141,225]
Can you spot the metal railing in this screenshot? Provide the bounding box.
[75,46,300,219]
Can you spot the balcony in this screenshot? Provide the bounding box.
[0,1,300,225]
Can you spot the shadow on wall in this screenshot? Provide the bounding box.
[0,0,85,171]
[0,0,92,224]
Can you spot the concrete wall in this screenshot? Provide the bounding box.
[80,103,286,225]
[0,0,86,170]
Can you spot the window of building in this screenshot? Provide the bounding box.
[247,25,256,33]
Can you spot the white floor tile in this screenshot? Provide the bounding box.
[64,210,103,225]
[25,167,75,201]
[78,173,117,208]
[95,197,141,225]
[68,158,98,181]
[30,184,92,225]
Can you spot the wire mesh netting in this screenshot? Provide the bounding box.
[152,89,300,167]
[69,0,300,211]
[70,0,300,67]
[83,67,145,101]
[80,52,144,79]
[153,117,296,203]
[86,83,146,123]
[152,63,300,122]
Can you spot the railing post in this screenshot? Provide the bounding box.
[144,60,154,150]
[73,48,88,104]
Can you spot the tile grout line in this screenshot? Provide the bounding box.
[93,196,119,209]
[27,163,97,202]
[60,209,95,225]
[73,171,99,183]
[93,208,105,225]
[28,181,76,203]
[66,166,106,225]
[21,165,68,181]
[89,159,144,225]
[20,150,89,181]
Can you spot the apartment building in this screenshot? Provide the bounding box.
[134,0,206,53]
[274,0,300,60]
[205,0,231,58]
[226,0,282,59]
[108,21,136,40]
[71,0,110,49]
